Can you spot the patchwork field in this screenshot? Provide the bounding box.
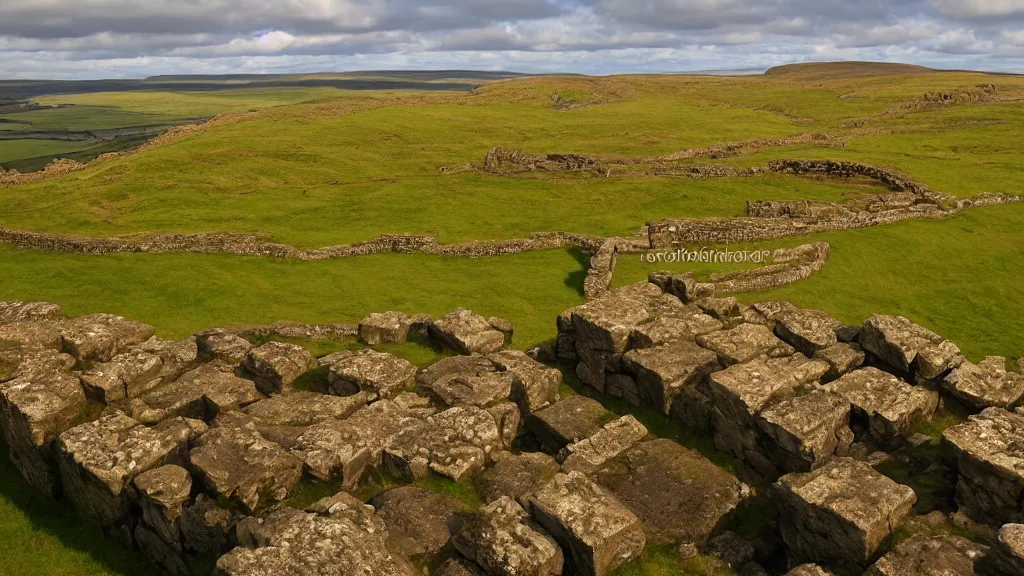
[2,62,1024,575]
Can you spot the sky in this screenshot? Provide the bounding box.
[3,0,1024,79]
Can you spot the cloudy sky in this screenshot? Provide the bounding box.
[3,0,1024,79]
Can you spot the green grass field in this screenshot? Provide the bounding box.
[2,65,1024,575]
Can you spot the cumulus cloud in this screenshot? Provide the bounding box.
[0,0,1023,78]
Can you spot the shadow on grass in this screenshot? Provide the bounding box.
[0,437,152,576]
[563,246,591,296]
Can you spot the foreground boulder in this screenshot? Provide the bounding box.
[80,349,164,405]
[431,309,506,354]
[622,340,720,415]
[525,395,613,453]
[775,458,916,567]
[860,314,963,379]
[560,415,648,475]
[984,523,1024,575]
[756,389,854,473]
[864,533,986,576]
[942,408,1024,525]
[489,350,561,414]
[359,311,413,345]
[327,349,416,399]
[417,354,515,408]
[383,405,502,482]
[371,486,465,560]
[189,412,303,513]
[0,301,65,324]
[133,363,264,423]
[596,438,746,545]
[242,341,315,395]
[453,496,564,576]
[942,357,1024,410]
[132,465,194,575]
[56,412,204,529]
[215,508,415,576]
[774,308,847,357]
[195,329,253,366]
[529,471,645,576]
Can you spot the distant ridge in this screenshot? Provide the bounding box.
[765,61,935,79]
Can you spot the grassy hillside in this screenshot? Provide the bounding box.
[2,65,1024,575]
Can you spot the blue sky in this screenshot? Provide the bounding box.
[3,0,1024,79]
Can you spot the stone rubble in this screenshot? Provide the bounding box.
[242,341,316,395]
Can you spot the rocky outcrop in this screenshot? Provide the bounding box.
[453,496,564,576]
[860,314,965,380]
[242,341,315,395]
[430,308,508,354]
[942,357,1024,410]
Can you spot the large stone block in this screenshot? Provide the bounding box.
[489,350,562,415]
[623,340,720,415]
[195,329,253,366]
[825,367,938,443]
[525,395,613,453]
[774,309,845,357]
[56,412,204,527]
[59,313,154,363]
[943,357,1024,410]
[0,320,65,350]
[327,349,417,400]
[775,458,916,567]
[453,496,564,576]
[814,342,865,382]
[560,415,648,475]
[79,349,164,404]
[860,314,963,378]
[371,486,465,560]
[476,451,560,504]
[359,311,412,345]
[214,508,416,576]
[864,533,986,576]
[529,471,646,576]
[942,408,1024,525]
[0,301,65,324]
[180,493,240,556]
[242,390,370,427]
[189,412,303,513]
[242,341,315,395]
[756,389,854,473]
[134,362,264,423]
[697,323,792,365]
[431,308,506,354]
[417,354,514,408]
[134,336,199,383]
[383,405,502,482]
[132,464,192,552]
[597,438,747,545]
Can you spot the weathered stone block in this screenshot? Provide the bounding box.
[383,405,501,482]
[775,458,916,566]
[80,349,163,404]
[243,341,315,395]
[371,486,465,560]
[597,438,747,545]
[756,389,854,473]
[623,340,720,415]
[189,412,303,513]
[327,349,416,400]
[135,362,263,423]
[135,336,199,383]
[943,356,1024,410]
[180,493,239,556]
[242,390,370,427]
[453,496,564,576]
[431,308,506,354]
[0,301,65,324]
[774,309,845,357]
[489,350,562,415]
[359,311,412,345]
[860,314,963,378]
[697,323,791,365]
[195,329,252,366]
[476,451,560,504]
[826,367,938,443]
[529,471,646,576]
[525,395,612,453]
[864,533,986,576]
[418,354,514,408]
[60,313,154,362]
[560,415,648,475]
[56,412,203,527]
[132,464,192,551]
[942,408,1024,525]
[0,320,64,350]
[814,342,865,381]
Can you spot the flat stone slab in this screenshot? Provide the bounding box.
[529,471,646,576]
[623,340,720,415]
[697,323,792,365]
[825,367,938,443]
[431,308,506,354]
[860,314,963,379]
[0,301,65,324]
[814,343,865,381]
[417,354,514,408]
[775,457,916,566]
[371,486,465,560]
[942,408,1024,525]
[864,533,986,576]
[571,283,662,355]
[525,395,613,453]
[134,362,264,423]
[453,496,564,576]
[596,438,746,545]
[60,313,154,362]
[757,389,854,473]
[189,412,303,513]
[195,329,253,366]
[215,508,416,576]
[243,341,315,395]
[560,415,648,475]
[0,320,65,350]
[774,309,844,356]
[134,337,199,383]
[292,398,425,487]
[383,405,502,482]
[327,349,417,400]
[359,311,412,345]
[80,349,164,405]
[242,390,370,427]
[943,356,1024,410]
[476,451,560,504]
[56,412,204,527]
[785,566,834,576]
[489,350,562,415]
[706,354,829,424]
[0,367,87,495]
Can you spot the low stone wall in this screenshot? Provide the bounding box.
[709,242,830,294]
[0,228,609,261]
[766,159,930,194]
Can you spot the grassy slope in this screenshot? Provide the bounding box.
[2,69,1024,575]
[0,140,95,164]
